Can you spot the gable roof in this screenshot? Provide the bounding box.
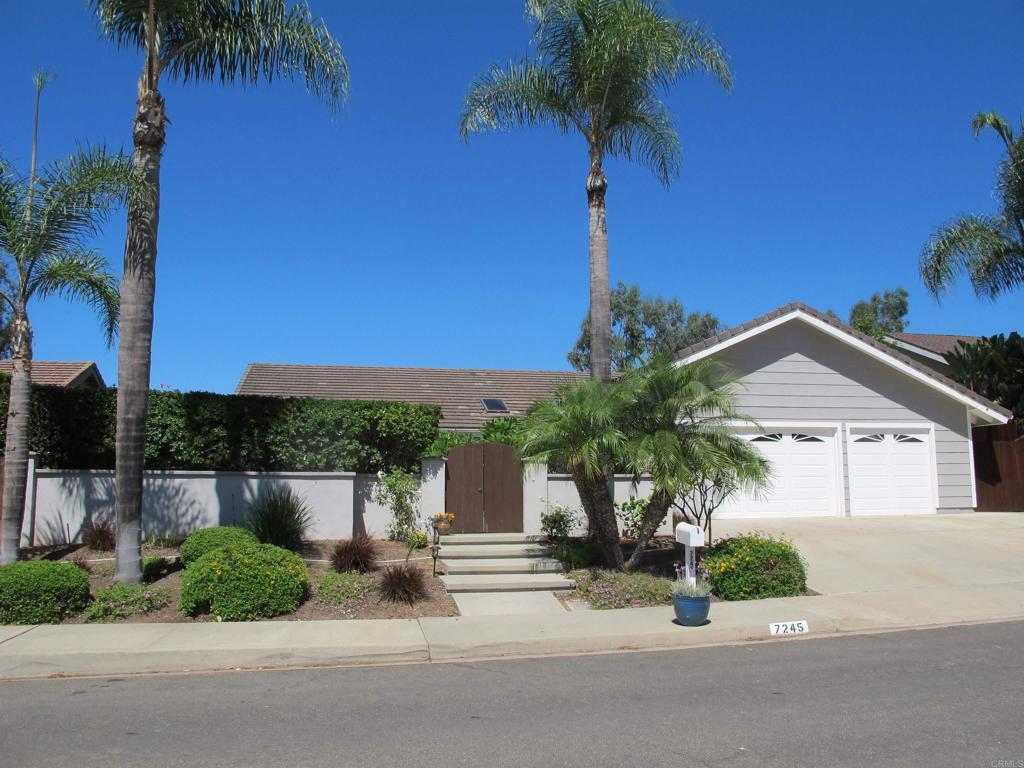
[0,361,105,389]
[675,302,1011,425]
[887,332,982,360]
[236,364,587,431]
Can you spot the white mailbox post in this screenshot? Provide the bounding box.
[675,521,705,587]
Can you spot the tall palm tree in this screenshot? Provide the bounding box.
[921,112,1024,299]
[516,356,767,571]
[92,0,349,583]
[460,0,731,381]
[0,72,128,564]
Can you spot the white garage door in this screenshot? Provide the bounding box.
[716,430,840,519]
[848,431,934,516]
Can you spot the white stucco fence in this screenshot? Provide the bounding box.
[19,456,660,546]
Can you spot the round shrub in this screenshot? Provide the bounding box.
[330,534,380,573]
[703,534,807,601]
[0,561,90,624]
[179,543,308,621]
[179,526,257,566]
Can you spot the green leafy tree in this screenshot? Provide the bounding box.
[517,355,767,571]
[461,0,731,382]
[568,281,720,371]
[920,112,1024,299]
[0,72,128,564]
[848,287,909,339]
[947,333,1024,420]
[93,0,349,584]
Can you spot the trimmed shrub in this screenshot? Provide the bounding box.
[379,563,429,606]
[179,526,257,567]
[570,568,672,609]
[317,571,377,605]
[0,376,440,473]
[703,534,807,601]
[83,584,170,622]
[0,561,90,624]
[82,518,116,552]
[179,543,308,621]
[245,486,313,551]
[330,535,381,573]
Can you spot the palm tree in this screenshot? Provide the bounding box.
[460,0,731,381]
[0,72,128,564]
[92,0,349,583]
[516,355,767,570]
[921,112,1024,299]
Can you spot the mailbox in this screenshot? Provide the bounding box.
[675,521,706,586]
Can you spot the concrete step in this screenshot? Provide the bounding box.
[440,574,576,593]
[439,544,551,559]
[443,558,565,575]
[441,533,548,545]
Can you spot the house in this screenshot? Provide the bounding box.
[236,363,585,431]
[885,332,982,375]
[0,361,105,389]
[676,303,1009,519]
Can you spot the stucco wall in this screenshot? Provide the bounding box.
[710,320,975,510]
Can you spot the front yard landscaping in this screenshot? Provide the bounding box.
[2,531,456,624]
[556,531,811,610]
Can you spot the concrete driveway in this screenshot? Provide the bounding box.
[712,513,1024,596]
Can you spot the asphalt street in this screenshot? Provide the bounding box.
[2,621,1022,767]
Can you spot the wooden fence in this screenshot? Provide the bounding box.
[973,423,1024,512]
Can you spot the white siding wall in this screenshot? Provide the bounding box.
[712,321,974,511]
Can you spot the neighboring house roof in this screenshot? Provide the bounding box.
[0,361,105,389]
[676,302,1011,424]
[887,332,982,361]
[236,364,587,431]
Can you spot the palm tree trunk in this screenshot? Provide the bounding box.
[623,491,672,572]
[587,150,611,381]
[0,314,33,564]
[572,467,623,569]
[114,83,165,584]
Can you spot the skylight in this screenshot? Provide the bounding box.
[481,398,509,413]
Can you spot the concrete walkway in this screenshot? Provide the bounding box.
[1,513,1021,680]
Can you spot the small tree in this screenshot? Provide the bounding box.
[672,465,739,542]
[373,468,421,543]
[517,355,769,571]
[848,288,909,339]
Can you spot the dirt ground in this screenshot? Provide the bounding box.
[25,539,458,623]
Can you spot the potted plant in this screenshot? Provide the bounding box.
[671,577,712,626]
[432,512,455,535]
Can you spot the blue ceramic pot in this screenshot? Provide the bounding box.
[673,594,711,626]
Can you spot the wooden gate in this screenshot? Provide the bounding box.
[445,442,523,533]
[974,423,1024,511]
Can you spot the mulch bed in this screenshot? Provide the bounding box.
[23,539,458,624]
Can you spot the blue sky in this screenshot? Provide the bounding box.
[1,1,1022,394]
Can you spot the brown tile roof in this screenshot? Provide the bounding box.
[888,332,982,358]
[0,361,104,388]
[236,364,587,431]
[675,302,1011,422]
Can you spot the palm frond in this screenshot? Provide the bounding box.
[460,61,576,139]
[95,0,349,112]
[30,248,120,345]
[920,214,1024,299]
[973,111,1015,147]
[606,97,680,184]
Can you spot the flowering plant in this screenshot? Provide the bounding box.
[432,512,456,521]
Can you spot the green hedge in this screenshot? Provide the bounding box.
[0,377,440,473]
[0,561,91,624]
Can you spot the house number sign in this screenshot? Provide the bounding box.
[769,620,809,636]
